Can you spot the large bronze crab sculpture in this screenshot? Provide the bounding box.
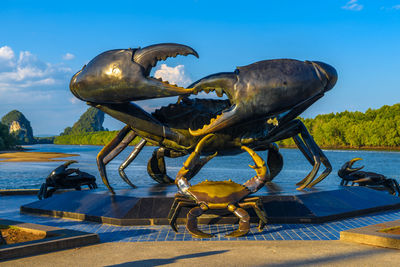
[168,134,269,238]
[38,160,97,200]
[69,43,337,194]
[338,158,400,196]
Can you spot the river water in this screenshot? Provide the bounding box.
[1,144,400,192]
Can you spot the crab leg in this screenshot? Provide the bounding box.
[95,102,185,145]
[268,120,320,189]
[186,206,213,238]
[306,144,332,188]
[168,195,188,223]
[271,93,324,135]
[268,119,331,190]
[266,143,284,181]
[292,135,334,187]
[341,179,349,186]
[391,179,400,196]
[168,196,196,232]
[225,204,250,237]
[147,148,177,184]
[38,183,47,200]
[96,125,133,194]
[294,127,321,189]
[267,94,333,188]
[46,188,57,198]
[118,139,147,188]
[293,135,314,166]
[103,131,138,164]
[295,136,332,188]
[383,180,397,196]
[239,198,268,231]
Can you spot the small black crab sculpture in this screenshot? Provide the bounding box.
[338,158,400,196]
[38,160,97,200]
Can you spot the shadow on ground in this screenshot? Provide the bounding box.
[106,250,229,267]
[266,248,390,267]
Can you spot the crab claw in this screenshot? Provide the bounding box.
[176,134,216,186]
[49,160,78,177]
[311,61,338,92]
[70,43,198,103]
[242,146,270,193]
[241,146,268,180]
[188,72,238,136]
[188,59,337,136]
[183,134,215,170]
[63,160,78,167]
[342,158,364,174]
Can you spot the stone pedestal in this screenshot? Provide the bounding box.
[20,186,400,226]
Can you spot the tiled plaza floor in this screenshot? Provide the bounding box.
[1,194,400,243]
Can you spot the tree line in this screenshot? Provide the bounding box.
[54,131,142,146]
[278,104,400,149]
[53,103,400,149]
[0,122,17,150]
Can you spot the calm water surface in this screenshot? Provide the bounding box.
[1,144,400,192]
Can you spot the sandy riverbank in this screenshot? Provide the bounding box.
[0,152,79,162]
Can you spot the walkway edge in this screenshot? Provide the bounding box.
[0,218,99,261]
[340,219,400,249]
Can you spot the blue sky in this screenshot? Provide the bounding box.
[1,0,400,135]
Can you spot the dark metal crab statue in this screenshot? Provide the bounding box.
[338,158,400,196]
[69,43,338,194]
[38,160,97,200]
[169,134,269,238]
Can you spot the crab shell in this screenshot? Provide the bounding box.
[187,180,251,209]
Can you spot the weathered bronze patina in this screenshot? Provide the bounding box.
[339,158,400,196]
[69,43,338,194]
[169,134,269,238]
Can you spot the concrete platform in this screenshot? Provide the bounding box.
[0,218,99,261]
[4,240,400,266]
[341,219,400,249]
[20,186,400,226]
[3,194,400,242]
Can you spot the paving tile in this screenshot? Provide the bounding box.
[3,195,400,242]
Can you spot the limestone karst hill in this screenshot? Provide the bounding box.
[1,110,34,145]
[60,107,105,136]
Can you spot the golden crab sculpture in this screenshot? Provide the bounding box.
[168,134,271,238]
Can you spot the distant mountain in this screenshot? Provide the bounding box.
[60,107,106,135]
[1,110,35,145]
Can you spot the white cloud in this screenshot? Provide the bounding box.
[342,0,364,11]
[0,46,72,98]
[0,46,16,70]
[393,5,400,10]
[154,64,192,87]
[0,46,14,61]
[63,53,75,60]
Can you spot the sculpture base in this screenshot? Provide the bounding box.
[20,186,400,225]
